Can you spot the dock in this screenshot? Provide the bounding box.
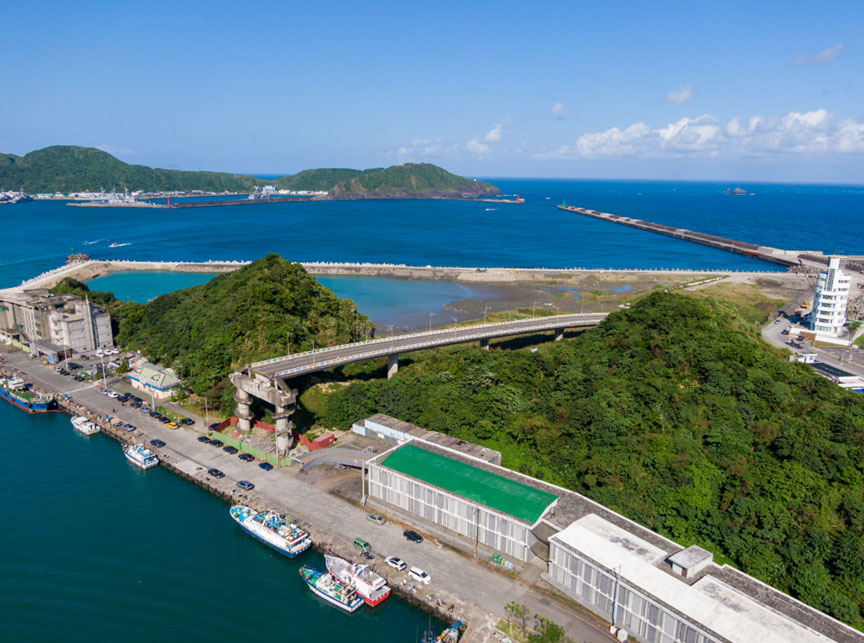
[558,204,830,268]
[67,196,319,209]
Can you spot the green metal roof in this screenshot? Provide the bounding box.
[380,443,557,524]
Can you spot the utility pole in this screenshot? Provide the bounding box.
[484,306,490,323]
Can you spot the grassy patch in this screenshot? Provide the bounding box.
[689,281,786,325]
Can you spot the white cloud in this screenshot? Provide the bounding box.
[484,118,511,143]
[534,109,864,160]
[464,138,491,155]
[550,101,567,119]
[96,144,134,156]
[794,42,844,65]
[665,85,693,105]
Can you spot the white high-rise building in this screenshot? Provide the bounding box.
[811,256,851,337]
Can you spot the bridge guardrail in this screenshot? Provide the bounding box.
[251,313,606,369]
[269,316,606,378]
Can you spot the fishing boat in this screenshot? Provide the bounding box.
[298,565,364,613]
[325,553,391,606]
[71,415,100,435]
[123,443,159,469]
[229,506,312,558]
[0,375,55,413]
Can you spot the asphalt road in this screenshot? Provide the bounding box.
[253,313,608,379]
[761,317,864,378]
[2,346,611,643]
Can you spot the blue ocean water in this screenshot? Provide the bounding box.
[0,402,442,642]
[4,179,862,289]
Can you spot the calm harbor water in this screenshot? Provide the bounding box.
[0,402,442,642]
[6,179,864,290]
[86,271,511,330]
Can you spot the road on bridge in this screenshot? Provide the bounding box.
[250,313,609,380]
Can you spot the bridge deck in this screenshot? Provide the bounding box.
[250,313,608,381]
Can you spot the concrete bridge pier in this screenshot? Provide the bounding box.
[479,338,490,350]
[554,328,565,341]
[273,401,295,457]
[233,387,253,435]
[387,354,399,379]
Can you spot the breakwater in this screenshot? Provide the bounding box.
[557,204,827,267]
[6,258,791,293]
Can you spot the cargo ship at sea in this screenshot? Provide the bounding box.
[325,553,391,606]
[229,506,312,558]
[298,565,364,613]
[0,375,55,413]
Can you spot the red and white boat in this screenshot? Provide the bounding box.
[325,553,391,606]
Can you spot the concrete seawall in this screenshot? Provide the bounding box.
[8,258,787,293]
[558,204,824,267]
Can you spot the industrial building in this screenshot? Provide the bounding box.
[360,416,862,643]
[0,291,113,359]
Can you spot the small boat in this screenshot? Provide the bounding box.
[325,553,390,606]
[0,376,55,413]
[230,506,312,558]
[123,443,159,469]
[108,242,131,248]
[72,416,100,435]
[299,565,364,613]
[422,621,462,643]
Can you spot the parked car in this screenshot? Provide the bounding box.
[385,556,406,571]
[207,468,225,479]
[197,436,211,444]
[238,453,255,462]
[223,445,238,454]
[107,391,119,398]
[180,418,195,426]
[237,480,255,491]
[149,439,166,448]
[166,421,179,429]
[403,530,423,543]
[258,462,274,471]
[209,439,224,448]
[781,329,790,335]
[408,567,431,585]
[158,416,170,424]
[366,514,386,525]
[353,538,371,553]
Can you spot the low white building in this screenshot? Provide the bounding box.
[126,362,181,399]
[811,256,851,338]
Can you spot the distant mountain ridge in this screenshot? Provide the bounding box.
[0,145,499,197]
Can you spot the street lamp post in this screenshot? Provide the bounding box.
[429,312,433,332]
[484,306,490,323]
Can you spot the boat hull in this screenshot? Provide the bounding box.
[230,507,312,559]
[0,386,54,413]
[299,567,364,613]
[123,448,159,469]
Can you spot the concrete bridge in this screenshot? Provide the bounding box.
[229,313,607,456]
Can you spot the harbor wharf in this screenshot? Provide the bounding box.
[5,257,792,293]
[557,204,832,268]
[66,196,318,209]
[0,346,614,643]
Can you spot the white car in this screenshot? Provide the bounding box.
[408,567,430,585]
[385,556,406,571]
[95,349,104,357]
[107,391,119,398]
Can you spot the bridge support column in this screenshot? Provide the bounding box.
[273,399,295,459]
[387,354,399,379]
[479,338,490,350]
[554,328,564,341]
[233,387,253,436]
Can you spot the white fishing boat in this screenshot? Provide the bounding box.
[123,443,159,469]
[229,506,312,558]
[325,553,391,606]
[71,416,100,435]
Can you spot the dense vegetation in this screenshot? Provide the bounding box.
[52,255,370,410]
[1,146,500,197]
[320,292,864,627]
[0,146,260,192]
[273,168,362,191]
[329,162,499,198]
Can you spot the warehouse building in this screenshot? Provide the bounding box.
[365,442,556,561]
[359,416,862,643]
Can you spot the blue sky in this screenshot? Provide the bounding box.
[1,0,862,181]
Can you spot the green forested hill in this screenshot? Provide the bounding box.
[321,292,864,628]
[1,146,500,197]
[273,168,362,191]
[51,255,370,407]
[329,163,499,198]
[0,146,260,192]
